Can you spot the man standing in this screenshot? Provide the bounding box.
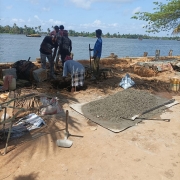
[39,35,58,79]
[62,54,85,93]
[59,30,72,66]
[55,25,65,69]
[50,26,61,70]
[59,25,65,36]
[89,29,102,80]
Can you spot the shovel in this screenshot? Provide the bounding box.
[131,99,175,121]
[89,44,92,69]
[56,110,73,148]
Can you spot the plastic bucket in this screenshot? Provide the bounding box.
[9,78,16,90]
[3,76,16,90]
[170,77,179,92]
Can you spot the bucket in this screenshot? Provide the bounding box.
[170,77,179,92]
[9,78,16,90]
[3,76,16,90]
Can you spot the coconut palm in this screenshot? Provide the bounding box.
[47,28,50,35]
[38,25,41,34]
[24,25,27,34]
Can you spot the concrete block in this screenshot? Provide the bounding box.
[33,68,47,82]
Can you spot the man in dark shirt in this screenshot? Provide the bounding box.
[59,30,72,66]
[59,25,65,37]
[55,25,65,69]
[40,35,58,79]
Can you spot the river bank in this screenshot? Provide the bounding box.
[1,54,180,64]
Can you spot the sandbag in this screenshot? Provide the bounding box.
[40,97,62,115]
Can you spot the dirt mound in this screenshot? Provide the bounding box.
[133,66,157,77]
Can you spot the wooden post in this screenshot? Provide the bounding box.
[168,50,173,56]
[143,52,148,57]
[155,50,160,60]
[65,110,69,138]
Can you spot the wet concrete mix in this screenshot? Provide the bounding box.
[81,89,170,132]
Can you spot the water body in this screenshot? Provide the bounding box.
[0,34,180,63]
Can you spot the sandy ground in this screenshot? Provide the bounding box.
[0,57,180,180]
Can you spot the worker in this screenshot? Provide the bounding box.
[62,52,85,92]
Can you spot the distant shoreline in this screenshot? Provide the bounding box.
[0,32,179,40]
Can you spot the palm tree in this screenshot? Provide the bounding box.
[24,25,27,34]
[38,25,41,34]
[13,23,17,28]
[172,25,180,35]
[12,23,20,34]
[47,28,50,33]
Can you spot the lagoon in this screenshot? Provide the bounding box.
[0,34,180,63]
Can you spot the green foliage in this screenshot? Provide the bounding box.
[0,24,39,34]
[172,24,180,34]
[68,30,95,37]
[0,24,179,40]
[131,0,180,33]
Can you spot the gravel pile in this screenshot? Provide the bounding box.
[82,89,169,132]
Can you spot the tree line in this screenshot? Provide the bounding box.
[0,23,179,40]
[0,23,42,35]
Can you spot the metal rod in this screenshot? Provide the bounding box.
[3,107,7,138]
[4,119,13,155]
[65,110,69,134]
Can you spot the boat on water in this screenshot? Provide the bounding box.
[177,39,180,41]
[26,34,41,37]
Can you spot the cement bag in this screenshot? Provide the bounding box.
[40,97,62,115]
[119,73,135,89]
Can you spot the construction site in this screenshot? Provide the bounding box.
[0,54,180,180]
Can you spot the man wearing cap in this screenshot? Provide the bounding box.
[62,53,85,92]
[39,35,58,79]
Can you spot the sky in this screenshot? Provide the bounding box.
[0,0,171,37]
